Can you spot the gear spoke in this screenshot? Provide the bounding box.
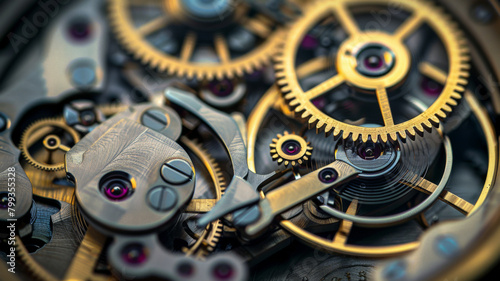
[375,87,395,126]
[407,178,474,215]
[333,4,360,36]
[394,14,424,41]
[243,16,273,38]
[332,199,358,245]
[186,199,218,213]
[137,16,170,37]
[214,34,231,63]
[180,32,197,62]
[305,74,345,100]
[64,227,108,281]
[419,62,447,84]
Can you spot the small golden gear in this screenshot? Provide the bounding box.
[270,131,313,167]
[275,0,470,143]
[19,118,80,171]
[109,0,286,80]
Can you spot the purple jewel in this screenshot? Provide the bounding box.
[312,97,326,110]
[357,142,383,160]
[68,18,92,41]
[177,262,195,277]
[364,55,384,70]
[282,140,301,156]
[104,181,129,200]
[213,263,234,280]
[0,192,9,209]
[301,34,319,49]
[319,168,338,183]
[209,79,234,97]
[421,77,443,97]
[121,243,147,265]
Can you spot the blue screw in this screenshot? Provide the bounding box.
[382,260,407,280]
[435,235,459,257]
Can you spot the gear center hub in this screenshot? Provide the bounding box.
[337,32,411,90]
[180,0,232,22]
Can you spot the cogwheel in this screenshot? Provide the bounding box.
[275,0,470,143]
[270,131,313,167]
[19,118,80,171]
[181,137,226,259]
[109,0,286,80]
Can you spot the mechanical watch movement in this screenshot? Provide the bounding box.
[1,0,500,280]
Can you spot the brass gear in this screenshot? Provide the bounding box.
[109,0,286,80]
[19,118,80,171]
[270,131,313,167]
[275,0,470,143]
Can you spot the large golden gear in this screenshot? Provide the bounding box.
[19,118,80,171]
[109,0,286,80]
[275,0,470,143]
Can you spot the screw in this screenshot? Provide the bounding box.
[70,60,96,88]
[382,260,406,280]
[161,159,193,185]
[472,4,494,24]
[435,235,459,257]
[0,192,9,209]
[147,186,178,211]
[141,109,169,131]
[0,114,8,132]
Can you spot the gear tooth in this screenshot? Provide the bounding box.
[272,154,279,159]
[307,116,317,129]
[284,160,289,166]
[436,110,447,120]
[429,116,440,126]
[457,78,468,85]
[454,85,465,92]
[414,124,425,136]
[397,130,407,140]
[300,110,310,119]
[422,120,433,132]
[281,85,292,93]
[316,121,325,133]
[448,98,458,107]
[442,104,453,113]
[459,71,470,78]
[324,123,333,133]
[284,92,296,101]
[289,99,300,107]
[359,134,368,143]
[380,134,388,143]
[389,133,398,142]
[405,129,416,141]
[333,127,342,137]
[451,92,462,100]
[277,158,283,164]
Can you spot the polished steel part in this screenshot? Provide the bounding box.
[66,105,194,233]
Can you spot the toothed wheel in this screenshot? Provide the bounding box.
[275,0,470,143]
[270,131,313,167]
[109,0,286,80]
[19,118,80,171]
